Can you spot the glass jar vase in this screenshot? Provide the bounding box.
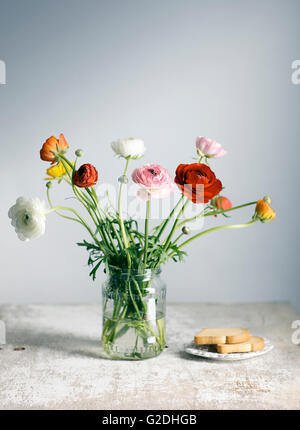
[101,268,166,360]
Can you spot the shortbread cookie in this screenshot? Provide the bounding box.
[194,328,250,345]
[217,336,265,354]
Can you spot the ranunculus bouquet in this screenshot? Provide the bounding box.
[9,134,276,360]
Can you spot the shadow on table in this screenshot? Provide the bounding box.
[177,350,208,361]
[6,326,221,361]
[5,326,110,360]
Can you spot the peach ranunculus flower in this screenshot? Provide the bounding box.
[214,196,232,210]
[212,196,232,217]
[40,133,69,163]
[131,163,173,201]
[196,136,227,159]
[255,198,276,222]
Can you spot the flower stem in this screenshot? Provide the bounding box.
[46,189,80,223]
[46,186,102,247]
[177,200,257,229]
[155,195,184,241]
[172,231,184,246]
[118,158,130,248]
[163,198,189,251]
[144,200,151,264]
[59,155,113,249]
[204,201,257,217]
[85,188,114,251]
[169,219,258,256]
[176,207,205,230]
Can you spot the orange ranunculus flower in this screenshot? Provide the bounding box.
[40,133,68,163]
[255,199,276,222]
[72,164,98,188]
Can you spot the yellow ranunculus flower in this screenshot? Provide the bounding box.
[45,161,72,181]
[255,199,276,222]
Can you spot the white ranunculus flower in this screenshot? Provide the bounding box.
[8,197,47,241]
[111,138,146,160]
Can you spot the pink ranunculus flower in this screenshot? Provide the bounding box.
[196,136,227,158]
[131,163,174,201]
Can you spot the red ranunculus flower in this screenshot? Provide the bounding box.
[174,163,222,204]
[72,163,98,188]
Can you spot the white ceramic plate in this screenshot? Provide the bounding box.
[184,338,274,361]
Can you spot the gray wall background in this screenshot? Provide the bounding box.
[0,0,299,310]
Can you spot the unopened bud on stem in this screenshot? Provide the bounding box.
[182,226,190,235]
[75,149,84,157]
[263,195,272,205]
[118,175,128,184]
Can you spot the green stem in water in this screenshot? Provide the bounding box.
[131,277,147,314]
[128,281,142,319]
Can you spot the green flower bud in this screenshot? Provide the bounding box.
[46,181,53,189]
[263,195,272,205]
[118,175,128,184]
[75,149,84,157]
[182,226,190,235]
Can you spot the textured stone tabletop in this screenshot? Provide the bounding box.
[0,303,299,410]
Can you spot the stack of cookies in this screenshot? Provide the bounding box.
[194,328,264,353]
